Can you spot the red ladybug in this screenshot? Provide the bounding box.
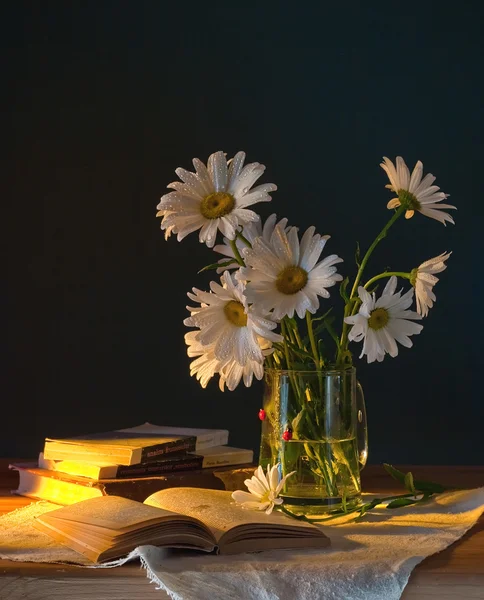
[258,409,266,421]
[282,429,293,441]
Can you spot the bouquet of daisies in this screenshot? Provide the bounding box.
[156,151,454,391]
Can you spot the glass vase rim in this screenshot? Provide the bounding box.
[264,366,356,375]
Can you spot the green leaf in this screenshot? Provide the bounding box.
[285,340,316,362]
[387,497,418,509]
[384,464,447,494]
[291,361,310,370]
[311,308,334,323]
[302,313,336,346]
[404,471,416,494]
[272,351,283,366]
[323,317,341,352]
[354,498,381,520]
[286,316,300,328]
[341,489,348,513]
[198,259,237,274]
[291,408,306,433]
[383,464,406,485]
[355,241,361,268]
[339,277,350,303]
[311,320,333,340]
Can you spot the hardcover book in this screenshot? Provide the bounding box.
[10,462,252,504]
[33,487,330,562]
[39,446,254,480]
[118,423,229,451]
[42,423,229,465]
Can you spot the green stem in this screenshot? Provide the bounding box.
[280,320,293,371]
[346,271,411,319]
[279,492,418,523]
[349,206,405,299]
[280,321,304,405]
[306,311,321,369]
[324,317,340,355]
[337,206,405,364]
[292,324,306,352]
[229,239,245,266]
[236,231,252,248]
[363,271,411,290]
[284,317,298,349]
[284,318,306,352]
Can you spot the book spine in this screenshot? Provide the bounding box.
[141,436,197,462]
[201,451,254,469]
[115,455,204,478]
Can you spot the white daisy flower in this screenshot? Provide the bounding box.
[184,271,282,365]
[157,151,277,247]
[155,208,176,240]
[213,213,288,273]
[344,276,423,363]
[411,252,452,317]
[381,156,455,225]
[184,331,224,389]
[219,349,273,391]
[239,224,343,320]
[231,464,296,515]
[184,331,271,392]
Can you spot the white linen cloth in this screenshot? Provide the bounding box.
[1,488,483,600]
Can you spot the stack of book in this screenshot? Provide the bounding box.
[10,423,254,505]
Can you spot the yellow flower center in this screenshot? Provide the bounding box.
[276,266,308,295]
[398,189,421,211]
[200,192,235,219]
[223,300,247,327]
[368,308,389,330]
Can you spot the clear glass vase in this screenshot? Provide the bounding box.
[259,367,368,515]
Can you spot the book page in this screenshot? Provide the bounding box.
[41,495,181,532]
[144,488,318,542]
[119,423,224,436]
[46,433,186,447]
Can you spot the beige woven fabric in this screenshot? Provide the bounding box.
[1,488,483,600]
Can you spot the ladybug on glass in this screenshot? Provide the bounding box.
[282,428,293,441]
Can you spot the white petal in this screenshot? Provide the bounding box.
[207,151,228,192]
[276,470,296,495]
[419,207,455,226]
[300,233,325,272]
[191,158,214,195]
[357,286,373,305]
[232,490,258,503]
[229,162,265,197]
[287,227,300,265]
[396,156,410,190]
[408,160,423,193]
[413,172,436,196]
[175,167,210,197]
[227,151,246,186]
[269,464,280,492]
[380,157,399,191]
[387,198,401,209]
[265,503,275,515]
[382,276,398,297]
[271,225,295,264]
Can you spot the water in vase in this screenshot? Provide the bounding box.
[259,434,361,513]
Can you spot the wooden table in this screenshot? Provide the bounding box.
[0,462,483,599]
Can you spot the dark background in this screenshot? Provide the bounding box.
[3,2,483,464]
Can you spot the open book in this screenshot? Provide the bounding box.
[33,487,330,562]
